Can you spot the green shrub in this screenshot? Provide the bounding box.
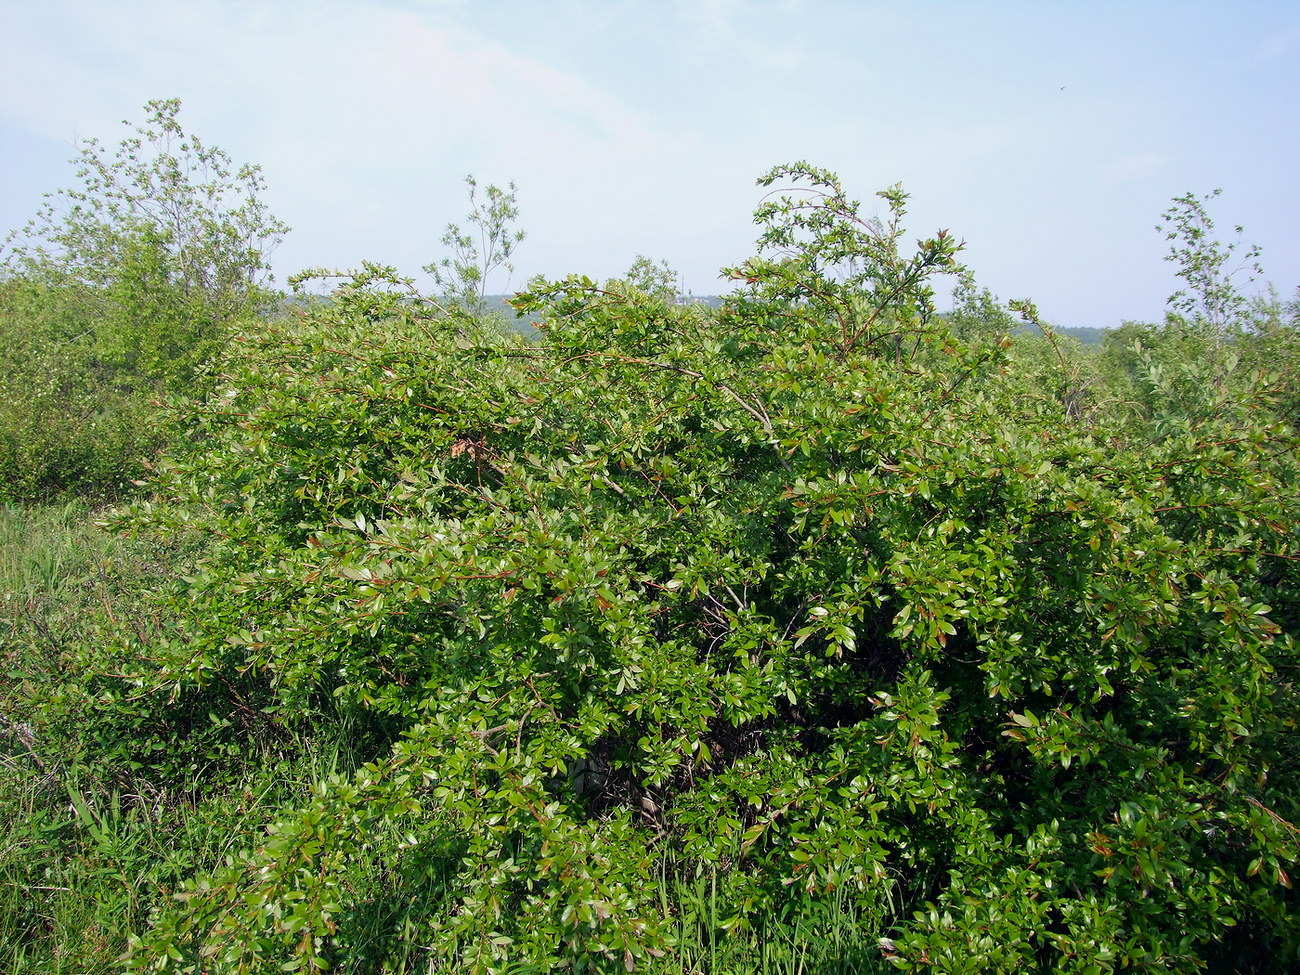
[0,500,370,973]
[94,167,1300,973]
[0,278,157,502]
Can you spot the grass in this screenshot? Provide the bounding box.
[0,500,233,972]
[2,502,162,970]
[650,852,893,975]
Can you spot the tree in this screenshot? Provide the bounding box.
[1099,192,1297,438]
[611,254,683,303]
[4,97,287,328]
[0,98,288,501]
[424,175,525,322]
[1158,188,1264,340]
[946,273,1017,344]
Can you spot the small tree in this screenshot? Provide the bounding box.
[1099,192,1295,439]
[424,176,525,321]
[613,254,682,303]
[1158,188,1264,340]
[5,98,286,318]
[0,99,287,500]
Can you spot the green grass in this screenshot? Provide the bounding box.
[2,503,154,970]
[648,848,894,975]
[0,501,222,972]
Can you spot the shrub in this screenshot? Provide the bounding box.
[110,167,1299,972]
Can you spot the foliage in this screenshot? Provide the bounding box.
[3,98,286,324]
[0,504,198,970]
[945,274,1017,345]
[723,163,962,361]
[1098,193,1299,440]
[0,99,286,502]
[1158,189,1264,340]
[85,164,1300,973]
[0,278,151,502]
[424,175,526,322]
[609,255,683,304]
[0,500,421,974]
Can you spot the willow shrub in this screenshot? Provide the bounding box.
[122,167,1298,972]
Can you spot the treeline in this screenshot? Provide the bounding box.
[2,102,1298,974]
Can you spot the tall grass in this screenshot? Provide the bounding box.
[0,502,237,971]
[649,852,893,975]
[2,503,162,969]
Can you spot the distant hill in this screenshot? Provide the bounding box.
[1019,324,1108,347]
[490,296,1111,347]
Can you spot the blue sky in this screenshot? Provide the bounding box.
[2,0,1296,328]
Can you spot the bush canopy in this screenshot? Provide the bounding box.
[98,164,1300,972]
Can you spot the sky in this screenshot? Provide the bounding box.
[1,0,1297,328]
